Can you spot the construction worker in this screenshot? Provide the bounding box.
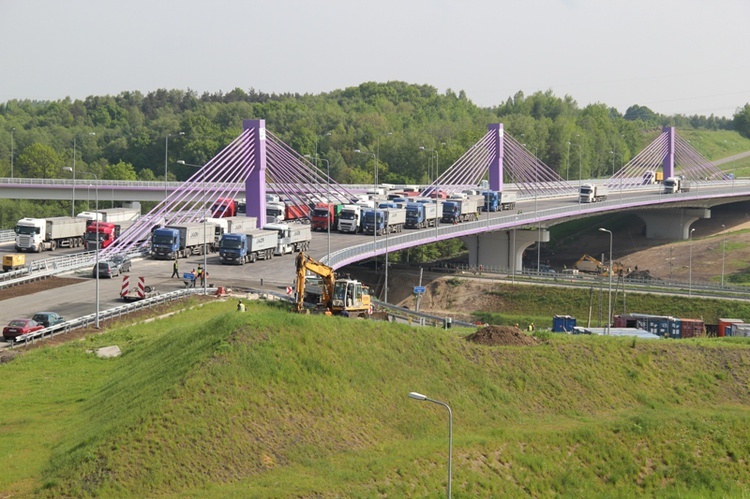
[237,300,246,312]
[190,269,197,288]
[171,259,179,278]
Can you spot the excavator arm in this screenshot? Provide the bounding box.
[295,251,336,312]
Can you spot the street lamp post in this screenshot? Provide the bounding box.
[689,228,695,296]
[305,154,332,264]
[71,132,96,217]
[165,132,184,199]
[64,167,99,328]
[524,144,541,274]
[419,146,440,240]
[321,158,331,264]
[10,128,15,178]
[721,224,726,288]
[408,392,452,498]
[177,160,208,295]
[355,149,379,265]
[599,228,613,334]
[569,143,582,206]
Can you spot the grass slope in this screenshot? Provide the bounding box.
[1,299,749,497]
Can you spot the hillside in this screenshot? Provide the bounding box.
[1,299,749,497]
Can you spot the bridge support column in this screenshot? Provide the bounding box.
[488,123,504,192]
[244,119,267,228]
[462,228,549,272]
[637,208,710,239]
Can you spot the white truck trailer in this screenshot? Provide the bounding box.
[77,207,140,224]
[441,198,479,223]
[500,191,518,210]
[263,222,312,255]
[663,177,693,193]
[579,183,609,203]
[14,217,87,252]
[206,216,257,242]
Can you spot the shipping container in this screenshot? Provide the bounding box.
[668,319,682,339]
[552,315,577,333]
[717,318,744,337]
[679,318,705,339]
[733,324,750,338]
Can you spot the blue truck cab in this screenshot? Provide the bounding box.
[405,202,425,229]
[362,209,385,235]
[441,200,461,223]
[482,190,500,212]
[151,227,180,259]
[218,232,247,264]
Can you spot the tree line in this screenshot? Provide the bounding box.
[0,81,743,187]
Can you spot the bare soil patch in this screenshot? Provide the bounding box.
[0,276,84,301]
[466,325,542,346]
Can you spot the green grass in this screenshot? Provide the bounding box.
[1,298,749,497]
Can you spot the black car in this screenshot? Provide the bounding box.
[31,312,65,328]
[93,253,132,278]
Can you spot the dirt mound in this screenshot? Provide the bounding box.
[627,269,659,280]
[466,325,542,346]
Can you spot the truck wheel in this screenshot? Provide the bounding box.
[50,241,57,251]
[250,253,257,263]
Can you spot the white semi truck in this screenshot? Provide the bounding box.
[337,205,362,233]
[579,184,609,203]
[14,217,88,252]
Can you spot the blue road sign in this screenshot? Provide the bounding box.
[414,286,426,294]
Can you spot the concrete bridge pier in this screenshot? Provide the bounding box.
[636,208,710,239]
[463,228,549,272]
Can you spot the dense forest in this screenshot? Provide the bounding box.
[1,81,747,186]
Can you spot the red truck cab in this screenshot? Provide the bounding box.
[211,198,238,218]
[311,203,335,231]
[84,221,119,250]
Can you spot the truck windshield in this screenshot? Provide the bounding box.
[580,187,592,194]
[340,211,356,220]
[14,225,39,235]
[406,208,419,218]
[313,209,329,218]
[267,208,282,217]
[152,234,175,245]
[220,239,242,249]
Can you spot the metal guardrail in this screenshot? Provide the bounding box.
[8,287,203,348]
[0,230,15,243]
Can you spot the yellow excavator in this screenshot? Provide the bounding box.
[574,254,626,276]
[295,252,371,316]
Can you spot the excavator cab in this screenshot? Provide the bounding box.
[332,280,370,314]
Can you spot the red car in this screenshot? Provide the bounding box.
[3,319,45,341]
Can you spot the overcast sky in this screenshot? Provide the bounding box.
[1,0,748,118]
